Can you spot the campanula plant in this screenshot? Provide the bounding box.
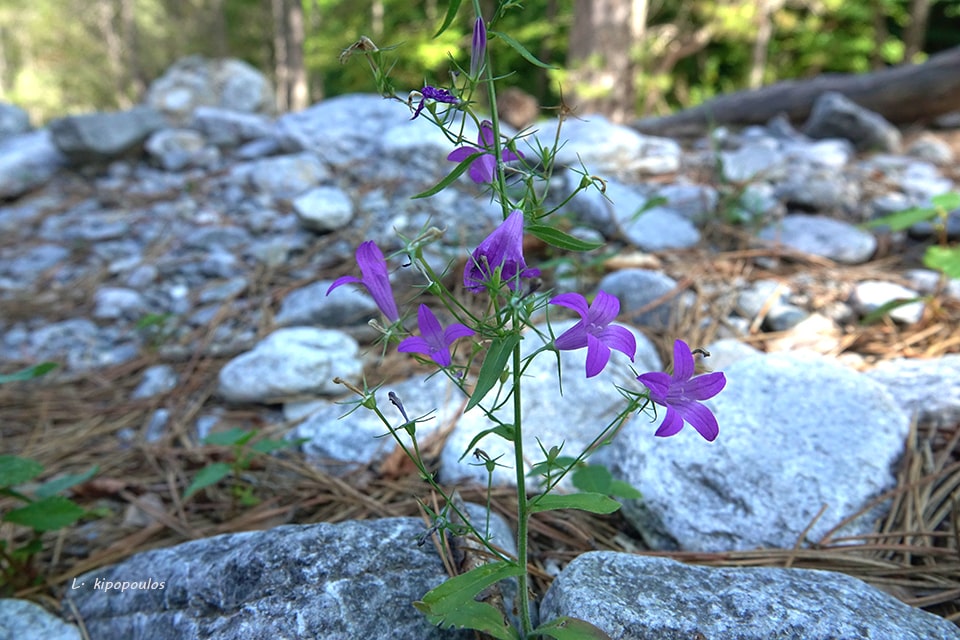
[331,3,726,638]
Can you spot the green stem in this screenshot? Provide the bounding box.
[511,340,533,637]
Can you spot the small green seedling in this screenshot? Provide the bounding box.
[183,428,308,506]
[866,192,960,279]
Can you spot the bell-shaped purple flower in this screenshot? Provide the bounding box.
[550,290,637,378]
[397,304,474,367]
[470,17,487,78]
[447,120,524,184]
[463,210,540,294]
[637,340,726,442]
[326,240,400,323]
[411,86,460,120]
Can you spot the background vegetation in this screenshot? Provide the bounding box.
[0,0,958,124]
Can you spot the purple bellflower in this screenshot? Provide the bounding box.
[464,210,540,294]
[326,240,400,323]
[550,290,637,378]
[470,17,487,78]
[397,304,475,367]
[411,86,460,120]
[447,120,524,184]
[637,340,726,442]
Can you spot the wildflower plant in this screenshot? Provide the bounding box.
[332,3,726,638]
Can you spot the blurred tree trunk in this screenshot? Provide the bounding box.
[567,0,640,123]
[120,0,145,102]
[903,0,932,60]
[95,0,131,108]
[749,0,782,89]
[209,0,228,57]
[272,0,309,112]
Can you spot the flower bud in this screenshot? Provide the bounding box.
[470,17,486,78]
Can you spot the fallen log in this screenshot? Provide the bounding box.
[632,45,960,137]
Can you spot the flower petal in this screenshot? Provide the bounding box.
[416,304,443,344]
[468,154,496,183]
[397,336,430,357]
[597,325,636,361]
[326,274,360,295]
[477,121,495,147]
[674,401,719,442]
[637,371,671,403]
[682,371,726,401]
[584,333,611,378]
[554,322,588,351]
[653,407,684,437]
[447,146,478,162]
[442,323,475,344]
[549,292,589,318]
[356,241,399,322]
[588,290,620,325]
[672,339,695,380]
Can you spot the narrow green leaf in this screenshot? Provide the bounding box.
[459,424,515,461]
[183,463,233,499]
[413,561,524,639]
[859,297,924,325]
[3,496,86,532]
[534,616,612,639]
[924,245,960,279]
[931,192,960,212]
[527,224,603,252]
[465,334,521,412]
[864,206,936,231]
[0,456,43,487]
[203,428,254,447]
[251,438,297,455]
[432,0,464,38]
[0,362,58,384]
[35,465,98,499]
[529,492,621,515]
[412,152,480,199]
[490,30,556,69]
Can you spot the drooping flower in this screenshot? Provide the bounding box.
[326,240,400,323]
[447,120,524,184]
[637,340,726,442]
[550,290,637,378]
[463,210,540,294]
[410,86,460,120]
[470,17,487,78]
[397,304,475,367]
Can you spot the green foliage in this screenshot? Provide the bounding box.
[0,362,58,385]
[866,192,960,280]
[183,428,307,503]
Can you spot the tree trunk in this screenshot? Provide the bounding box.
[567,0,636,123]
[633,45,960,136]
[286,0,308,111]
[903,0,932,60]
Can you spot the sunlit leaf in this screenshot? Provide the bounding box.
[466,334,521,412]
[529,492,621,514]
[534,616,613,639]
[924,245,960,279]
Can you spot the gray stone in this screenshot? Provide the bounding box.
[553,115,681,178]
[802,92,902,152]
[0,103,30,139]
[440,319,661,486]
[758,215,877,264]
[131,364,179,399]
[867,355,960,428]
[735,278,787,318]
[618,206,700,250]
[654,183,718,223]
[293,186,354,232]
[775,165,861,212]
[191,106,273,147]
[850,280,925,324]
[765,303,809,331]
[598,269,689,330]
[540,552,960,640]
[146,56,274,125]
[275,279,378,328]
[0,130,65,199]
[144,128,215,171]
[93,287,149,320]
[49,106,166,163]
[62,519,476,640]
[240,152,330,199]
[907,134,955,165]
[0,598,81,640]
[217,327,361,403]
[608,352,910,551]
[719,144,786,182]
[782,137,854,168]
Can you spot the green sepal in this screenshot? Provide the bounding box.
[529,492,621,515]
[466,334,521,412]
[533,616,613,639]
[413,561,523,640]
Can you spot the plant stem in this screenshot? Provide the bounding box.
[511,340,533,637]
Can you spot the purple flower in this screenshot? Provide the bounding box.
[326,240,400,323]
[470,17,486,78]
[550,290,637,378]
[447,120,524,184]
[464,210,540,293]
[411,86,460,120]
[637,340,726,442]
[398,304,475,367]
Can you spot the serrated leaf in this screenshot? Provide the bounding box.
[490,30,556,69]
[534,616,612,640]
[432,0,464,38]
[0,456,43,487]
[35,465,98,499]
[529,492,621,515]
[527,224,603,252]
[3,496,85,532]
[864,206,936,231]
[413,561,523,640]
[412,151,480,199]
[203,428,254,447]
[459,424,515,461]
[924,245,960,279]
[931,192,960,212]
[183,463,233,499]
[466,334,521,412]
[0,362,58,384]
